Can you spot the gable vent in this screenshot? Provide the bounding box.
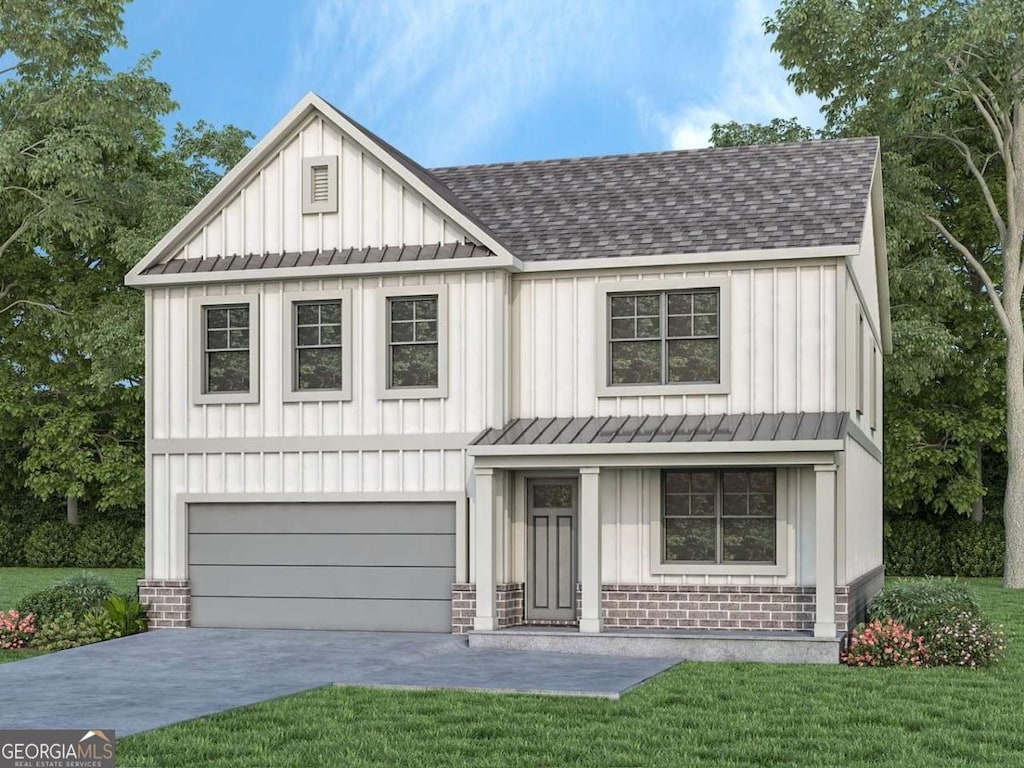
[311,164,330,202]
[302,155,338,214]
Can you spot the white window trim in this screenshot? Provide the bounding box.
[282,289,353,403]
[870,342,878,431]
[649,466,788,576]
[376,284,449,400]
[189,294,260,405]
[856,309,865,416]
[301,155,338,215]
[596,276,731,397]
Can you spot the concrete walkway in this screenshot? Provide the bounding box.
[0,629,681,736]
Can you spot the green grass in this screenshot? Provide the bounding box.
[116,579,1024,767]
[0,567,144,611]
[0,567,143,665]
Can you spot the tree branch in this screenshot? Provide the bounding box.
[926,214,1011,333]
[0,299,67,316]
[0,218,32,261]
[927,133,1007,240]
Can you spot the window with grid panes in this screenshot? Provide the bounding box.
[294,301,343,390]
[608,290,720,385]
[387,296,439,388]
[204,304,251,393]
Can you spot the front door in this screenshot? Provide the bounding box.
[526,478,577,622]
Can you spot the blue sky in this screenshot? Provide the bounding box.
[112,0,821,168]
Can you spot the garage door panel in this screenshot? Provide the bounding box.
[189,532,454,567]
[189,503,454,535]
[191,596,452,633]
[186,501,457,632]
[190,564,456,601]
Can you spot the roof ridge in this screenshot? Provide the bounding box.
[430,135,879,174]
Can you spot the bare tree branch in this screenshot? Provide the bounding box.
[0,299,67,316]
[926,214,1012,333]
[927,132,1007,239]
[0,218,32,261]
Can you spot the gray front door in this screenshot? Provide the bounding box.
[526,478,577,622]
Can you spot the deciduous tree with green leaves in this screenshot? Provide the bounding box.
[0,0,251,517]
[768,0,1024,586]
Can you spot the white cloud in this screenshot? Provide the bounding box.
[653,0,822,149]
[285,0,625,166]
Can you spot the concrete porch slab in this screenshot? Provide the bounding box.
[468,626,841,664]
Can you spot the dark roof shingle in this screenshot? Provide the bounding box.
[433,137,878,262]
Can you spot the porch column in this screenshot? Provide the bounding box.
[579,466,602,633]
[813,463,838,638]
[473,467,498,631]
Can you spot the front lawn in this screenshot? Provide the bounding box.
[0,567,143,665]
[117,579,1023,767]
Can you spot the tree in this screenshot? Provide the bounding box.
[710,117,817,147]
[768,0,1024,586]
[0,0,252,516]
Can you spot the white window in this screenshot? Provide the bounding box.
[377,285,449,400]
[301,156,338,214]
[596,277,730,397]
[282,290,352,402]
[190,295,260,405]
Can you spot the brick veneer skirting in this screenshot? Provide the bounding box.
[138,579,191,628]
[451,583,526,634]
[602,584,819,632]
[451,584,476,634]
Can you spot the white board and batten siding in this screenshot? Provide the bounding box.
[511,264,839,418]
[165,113,469,263]
[147,269,506,580]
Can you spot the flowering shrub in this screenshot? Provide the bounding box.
[0,610,37,650]
[917,610,1007,668]
[842,618,927,667]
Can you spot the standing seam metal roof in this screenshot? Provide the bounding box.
[471,412,849,447]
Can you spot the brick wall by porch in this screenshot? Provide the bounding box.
[602,585,818,632]
[138,579,190,628]
[451,583,525,634]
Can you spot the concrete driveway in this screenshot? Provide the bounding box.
[0,629,681,736]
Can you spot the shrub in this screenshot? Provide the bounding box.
[883,519,948,576]
[946,520,1004,577]
[869,578,980,627]
[16,572,115,624]
[102,594,147,636]
[917,610,1007,668]
[0,520,21,566]
[74,521,134,568]
[22,521,78,567]
[0,610,36,650]
[34,611,121,652]
[842,619,928,667]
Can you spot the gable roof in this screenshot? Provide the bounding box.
[433,137,879,262]
[125,93,518,283]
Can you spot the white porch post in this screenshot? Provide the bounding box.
[813,463,838,638]
[473,467,498,631]
[579,466,602,633]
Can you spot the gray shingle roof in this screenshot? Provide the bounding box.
[471,412,849,447]
[142,243,495,275]
[433,137,878,262]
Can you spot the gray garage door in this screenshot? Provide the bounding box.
[188,502,455,632]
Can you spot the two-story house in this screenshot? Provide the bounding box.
[125,93,889,662]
